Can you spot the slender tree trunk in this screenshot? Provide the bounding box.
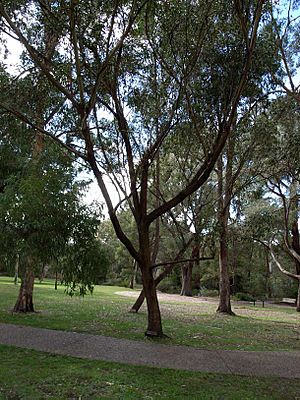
[192,242,201,290]
[14,254,19,285]
[290,187,300,312]
[12,21,60,312]
[13,265,35,313]
[296,281,300,312]
[151,154,160,267]
[217,219,234,314]
[265,250,272,298]
[216,142,234,315]
[130,264,172,313]
[129,260,138,289]
[291,220,300,276]
[130,289,145,313]
[55,271,58,290]
[180,262,193,296]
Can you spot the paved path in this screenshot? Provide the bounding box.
[0,322,300,379]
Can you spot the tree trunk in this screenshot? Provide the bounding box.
[141,265,163,336]
[130,238,194,313]
[297,280,300,312]
[216,146,234,315]
[265,250,272,298]
[180,262,193,296]
[14,254,19,285]
[139,224,163,337]
[130,289,145,313]
[55,271,58,290]
[130,266,171,313]
[192,244,201,290]
[217,226,234,314]
[129,260,138,289]
[13,267,35,313]
[291,220,300,275]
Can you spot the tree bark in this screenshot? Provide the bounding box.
[138,221,163,337]
[129,260,138,289]
[290,183,300,311]
[296,281,300,312]
[180,262,193,296]
[13,266,35,313]
[130,263,173,313]
[14,254,19,285]
[142,265,163,336]
[130,238,194,312]
[291,220,300,272]
[216,142,234,315]
[55,271,58,290]
[217,222,234,314]
[265,250,272,298]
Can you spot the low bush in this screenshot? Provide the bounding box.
[235,292,255,301]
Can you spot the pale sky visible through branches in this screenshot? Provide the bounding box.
[2,3,300,214]
[3,36,119,212]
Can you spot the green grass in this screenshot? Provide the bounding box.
[0,276,299,351]
[0,344,300,400]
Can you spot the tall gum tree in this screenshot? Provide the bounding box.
[0,0,264,336]
[13,1,63,312]
[269,2,300,309]
[252,93,300,310]
[263,176,300,310]
[183,6,280,314]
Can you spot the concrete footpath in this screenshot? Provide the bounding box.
[0,322,300,379]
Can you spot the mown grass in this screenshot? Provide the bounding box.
[0,276,299,351]
[0,344,300,400]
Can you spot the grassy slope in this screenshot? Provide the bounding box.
[0,277,299,352]
[0,345,300,400]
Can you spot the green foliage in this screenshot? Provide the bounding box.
[0,124,109,291]
[199,288,219,297]
[157,276,180,294]
[61,233,110,296]
[235,292,256,301]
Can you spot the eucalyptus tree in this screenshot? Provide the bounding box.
[0,121,106,311]
[253,95,300,310]
[182,8,280,314]
[262,178,300,310]
[0,67,107,308]
[270,0,300,104]
[265,0,300,309]
[0,0,264,336]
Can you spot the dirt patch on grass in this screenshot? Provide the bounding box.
[115,290,300,324]
[115,290,219,304]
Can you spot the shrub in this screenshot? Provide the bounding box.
[235,292,255,301]
[199,288,219,297]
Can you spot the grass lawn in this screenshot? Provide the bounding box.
[0,276,299,352]
[0,344,300,400]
